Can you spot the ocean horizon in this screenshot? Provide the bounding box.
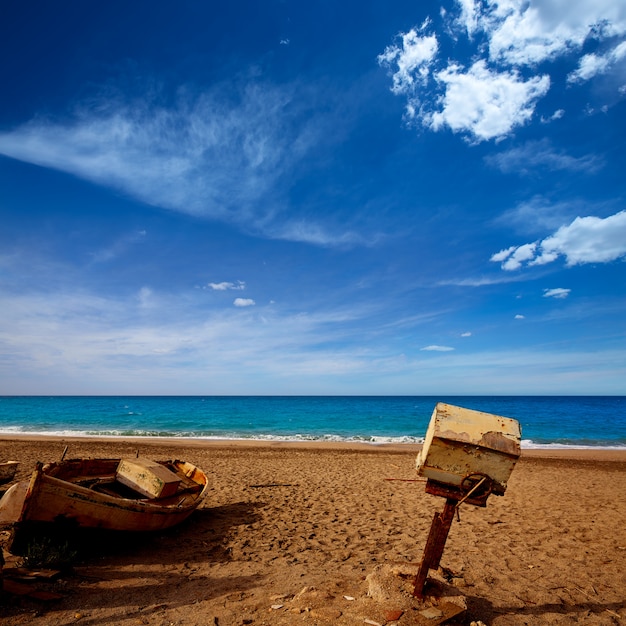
[1,395,625,450]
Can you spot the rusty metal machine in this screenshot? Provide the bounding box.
[413,403,521,597]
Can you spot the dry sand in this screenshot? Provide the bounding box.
[1,436,625,625]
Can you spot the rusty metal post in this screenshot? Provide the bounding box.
[413,497,457,598]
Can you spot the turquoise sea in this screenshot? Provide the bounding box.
[0,396,625,449]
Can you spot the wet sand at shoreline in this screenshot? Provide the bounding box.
[1,436,625,625]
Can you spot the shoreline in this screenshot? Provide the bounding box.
[3,432,626,461]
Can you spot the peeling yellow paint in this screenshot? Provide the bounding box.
[416,403,521,495]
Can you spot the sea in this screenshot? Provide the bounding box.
[0,396,625,449]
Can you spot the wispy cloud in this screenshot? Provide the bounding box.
[1,283,624,394]
[438,273,530,287]
[0,83,356,247]
[485,139,603,175]
[262,220,377,248]
[541,109,565,123]
[544,288,571,299]
[0,285,442,393]
[207,281,246,291]
[543,287,572,300]
[91,230,147,264]
[492,196,595,236]
[233,298,255,307]
[379,0,626,142]
[137,287,154,309]
[421,345,454,352]
[491,210,626,270]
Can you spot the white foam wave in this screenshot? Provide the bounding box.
[520,439,626,450]
[1,428,624,449]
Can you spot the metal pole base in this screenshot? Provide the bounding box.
[413,498,457,598]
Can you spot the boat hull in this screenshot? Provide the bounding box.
[0,461,19,485]
[0,458,209,541]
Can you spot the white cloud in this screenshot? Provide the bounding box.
[379,0,626,142]
[207,281,245,291]
[534,211,626,266]
[569,53,611,83]
[461,331,472,337]
[481,0,626,67]
[490,246,516,263]
[491,242,537,270]
[544,288,571,299]
[427,61,550,141]
[568,41,626,83]
[377,23,439,94]
[233,298,255,307]
[492,210,626,269]
[455,0,481,35]
[514,314,525,319]
[541,108,564,123]
[421,345,455,351]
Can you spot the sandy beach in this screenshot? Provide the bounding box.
[1,436,625,625]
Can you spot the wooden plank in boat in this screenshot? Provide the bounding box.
[116,459,181,499]
[176,471,203,494]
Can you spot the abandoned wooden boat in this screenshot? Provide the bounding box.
[0,458,209,543]
[0,461,19,485]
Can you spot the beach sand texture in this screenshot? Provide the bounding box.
[1,437,625,625]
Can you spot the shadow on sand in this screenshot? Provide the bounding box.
[1,501,266,622]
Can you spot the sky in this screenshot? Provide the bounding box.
[1,0,625,395]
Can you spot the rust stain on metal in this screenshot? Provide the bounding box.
[479,430,520,456]
[413,497,457,598]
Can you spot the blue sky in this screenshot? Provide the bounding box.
[1,0,625,395]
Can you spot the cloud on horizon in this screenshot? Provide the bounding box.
[1,279,624,394]
[0,283,460,394]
